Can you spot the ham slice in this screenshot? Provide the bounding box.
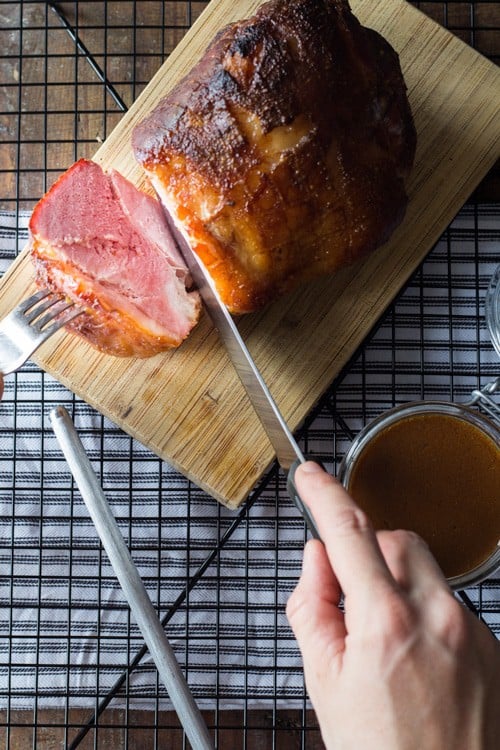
[29,159,200,358]
[132,0,416,313]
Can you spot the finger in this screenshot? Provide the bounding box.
[295,462,395,605]
[287,539,346,672]
[377,529,450,594]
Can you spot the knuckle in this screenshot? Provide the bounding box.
[286,585,309,627]
[332,506,372,538]
[374,587,417,642]
[378,529,430,573]
[378,528,427,556]
[431,593,470,651]
[396,529,426,548]
[401,529,429,552]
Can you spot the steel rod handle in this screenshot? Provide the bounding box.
[50,406,214,750]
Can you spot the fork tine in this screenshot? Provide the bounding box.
[0,288,85,376]
[17,288,54,314]
[41,306,84,338]
[25,294,66,324]
[36,299,76,330]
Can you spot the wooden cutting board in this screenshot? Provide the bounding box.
[1,0,499,507]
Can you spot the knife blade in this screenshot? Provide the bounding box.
[163,209,320,539]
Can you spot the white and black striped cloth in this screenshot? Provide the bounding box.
[0,207,498,711]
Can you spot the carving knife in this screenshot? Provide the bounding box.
[164,213,320,539]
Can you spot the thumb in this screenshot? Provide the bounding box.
[287,539,346,675]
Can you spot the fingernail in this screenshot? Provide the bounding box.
[300,461,324,474]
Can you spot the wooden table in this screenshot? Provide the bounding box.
[0,1,498,748]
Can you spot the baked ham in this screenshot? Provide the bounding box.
[132,0,416,313]
[29,159,200,357]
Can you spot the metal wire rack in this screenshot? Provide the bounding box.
[0,1,499,748]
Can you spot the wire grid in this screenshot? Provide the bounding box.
[0,1,499,748]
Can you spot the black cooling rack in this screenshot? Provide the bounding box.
[0,2,499,748]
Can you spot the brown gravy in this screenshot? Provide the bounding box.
[347,412,500,579]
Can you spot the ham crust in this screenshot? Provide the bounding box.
[132,0,416,313]
[29,159,200,358]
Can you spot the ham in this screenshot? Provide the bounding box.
[132,0,416,313]
[28,0,416,359]
[29,159,200,358]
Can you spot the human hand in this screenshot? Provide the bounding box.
[286,462,500,750]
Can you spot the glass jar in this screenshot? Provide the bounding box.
[338,264,500,591]
[338,400,500,590]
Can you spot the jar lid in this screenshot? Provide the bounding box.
[486,264,500,357]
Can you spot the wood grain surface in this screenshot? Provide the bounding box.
[0,708,325,749]
[0,0,499,508]
[0,708,327,749]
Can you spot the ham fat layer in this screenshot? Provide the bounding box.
[29,159,200,358]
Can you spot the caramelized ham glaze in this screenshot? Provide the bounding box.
[132,0,417,313]
[29,159,200,357]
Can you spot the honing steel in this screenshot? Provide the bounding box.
[50,405,214,750]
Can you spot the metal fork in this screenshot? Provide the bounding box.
[0,288,83,375]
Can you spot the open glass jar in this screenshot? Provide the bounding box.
[338,266,500,590]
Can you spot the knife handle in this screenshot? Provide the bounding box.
[287,460,322,540]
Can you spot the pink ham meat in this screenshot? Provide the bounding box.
[29,159,200,357]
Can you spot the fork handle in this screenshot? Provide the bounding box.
[0,373,4,399]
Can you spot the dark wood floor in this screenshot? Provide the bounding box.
[0,709,325,749]
[1,2,498,748]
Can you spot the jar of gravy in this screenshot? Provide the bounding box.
[338,400,500,589]
[338,265,500,589]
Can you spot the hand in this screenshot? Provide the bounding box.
[286,462,500,750]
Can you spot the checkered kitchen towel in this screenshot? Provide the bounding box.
[0,207,499,711]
